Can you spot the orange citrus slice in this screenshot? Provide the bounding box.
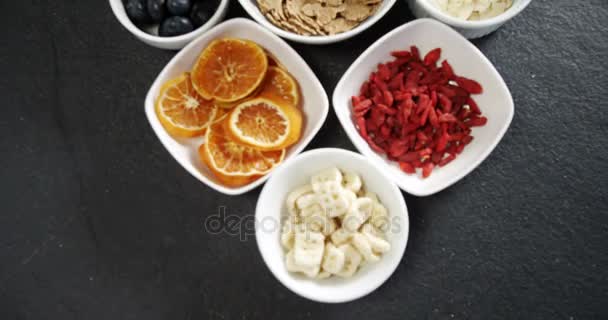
[258,66,300,107]
[201,119,285,181]
[191,38,268,103]
[199,146,261,187]
[155,73,217,137]
[214,83,266,109]
[226,98,303,151]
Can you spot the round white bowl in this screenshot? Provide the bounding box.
[255,148,409,303]
[238,0,397,45]
[407,0,532,39]
[109,0,229,50]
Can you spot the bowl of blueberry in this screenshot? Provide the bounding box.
[110,0,229,50]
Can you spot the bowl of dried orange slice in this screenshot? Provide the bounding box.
[145,18,329,195]
[238,0,398,45]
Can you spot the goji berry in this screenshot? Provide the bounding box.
[467,97,481,114]
[422,162,434,178]
[399,152,419,162]
[454,76,483,94]
[467,116,487,127]
[438,113,458,123]
[378,63,391,81]
[388,73,404,90]
[399,162,416,174]
[383,90,394,107]
[423,48,441,66]
[441,60,454,79]
[438,154,456,167]
[351,46,487,178]
[377,103,396,115]
[435,132,449,152]
[410,46,420,60]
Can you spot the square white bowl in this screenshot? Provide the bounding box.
[145,18,329,195]
[332,18,514,197]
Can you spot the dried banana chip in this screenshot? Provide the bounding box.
[433,0,513,21]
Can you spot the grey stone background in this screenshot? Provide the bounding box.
[1,0,606,319]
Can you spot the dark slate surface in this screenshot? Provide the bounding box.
[1,0,607,319]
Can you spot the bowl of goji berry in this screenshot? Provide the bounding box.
[332,18,514,196]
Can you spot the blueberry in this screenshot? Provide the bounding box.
[124,0,151,24]
[158,16,194,36]
[167,0,192,16]
[147,0,167,23]
[190,0,219,27]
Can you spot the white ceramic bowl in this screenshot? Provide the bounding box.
[256,148,409,303]
[145,18,329,195]
[407,0,532,39]
[238,0,397,45]
[333,19,514,196]
[109,0,229,50]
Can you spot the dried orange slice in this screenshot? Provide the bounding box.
[214,83,265,109]
[201,119,285,181]
[226,98,303,151]
[191,38,268,103]
[155,73,217,137]
[258,66,300,107]
[199,145,260,187]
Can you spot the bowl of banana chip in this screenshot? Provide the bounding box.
[255,148,409,303]
[238,0,398,44]
[407,0,532,38]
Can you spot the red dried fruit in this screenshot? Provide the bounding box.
[439,154,456,167]
[441,60,454,78]
[435,132,449,152]
[419,148,433,157]
[404,70,421,89]
[391,50,412,59]
[354,99,372,110]
[429,107,439,128]
[431,151,443,164]
[351,46,486,178]
[378,63,391,81]
[380,125,391,138]
[454,76,483,94]
[388,73,404,90]
[467,116,488,127]
[389,140,408,157]
[383,90,394,107]
[359,81,370,97]
[438,93,452,113]
[377,103,396,115]
[422,162,434,178]
[399,152,419,162]
[462,135,473,145]
[423,48,441,66]
[438,113,458,123]
[410,46,420,60]
[467,97,481,114]
[399,162,416,174]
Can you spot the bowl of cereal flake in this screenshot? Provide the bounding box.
[238,0,398,45]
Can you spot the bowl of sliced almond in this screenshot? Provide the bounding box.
[238,0,398,45]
